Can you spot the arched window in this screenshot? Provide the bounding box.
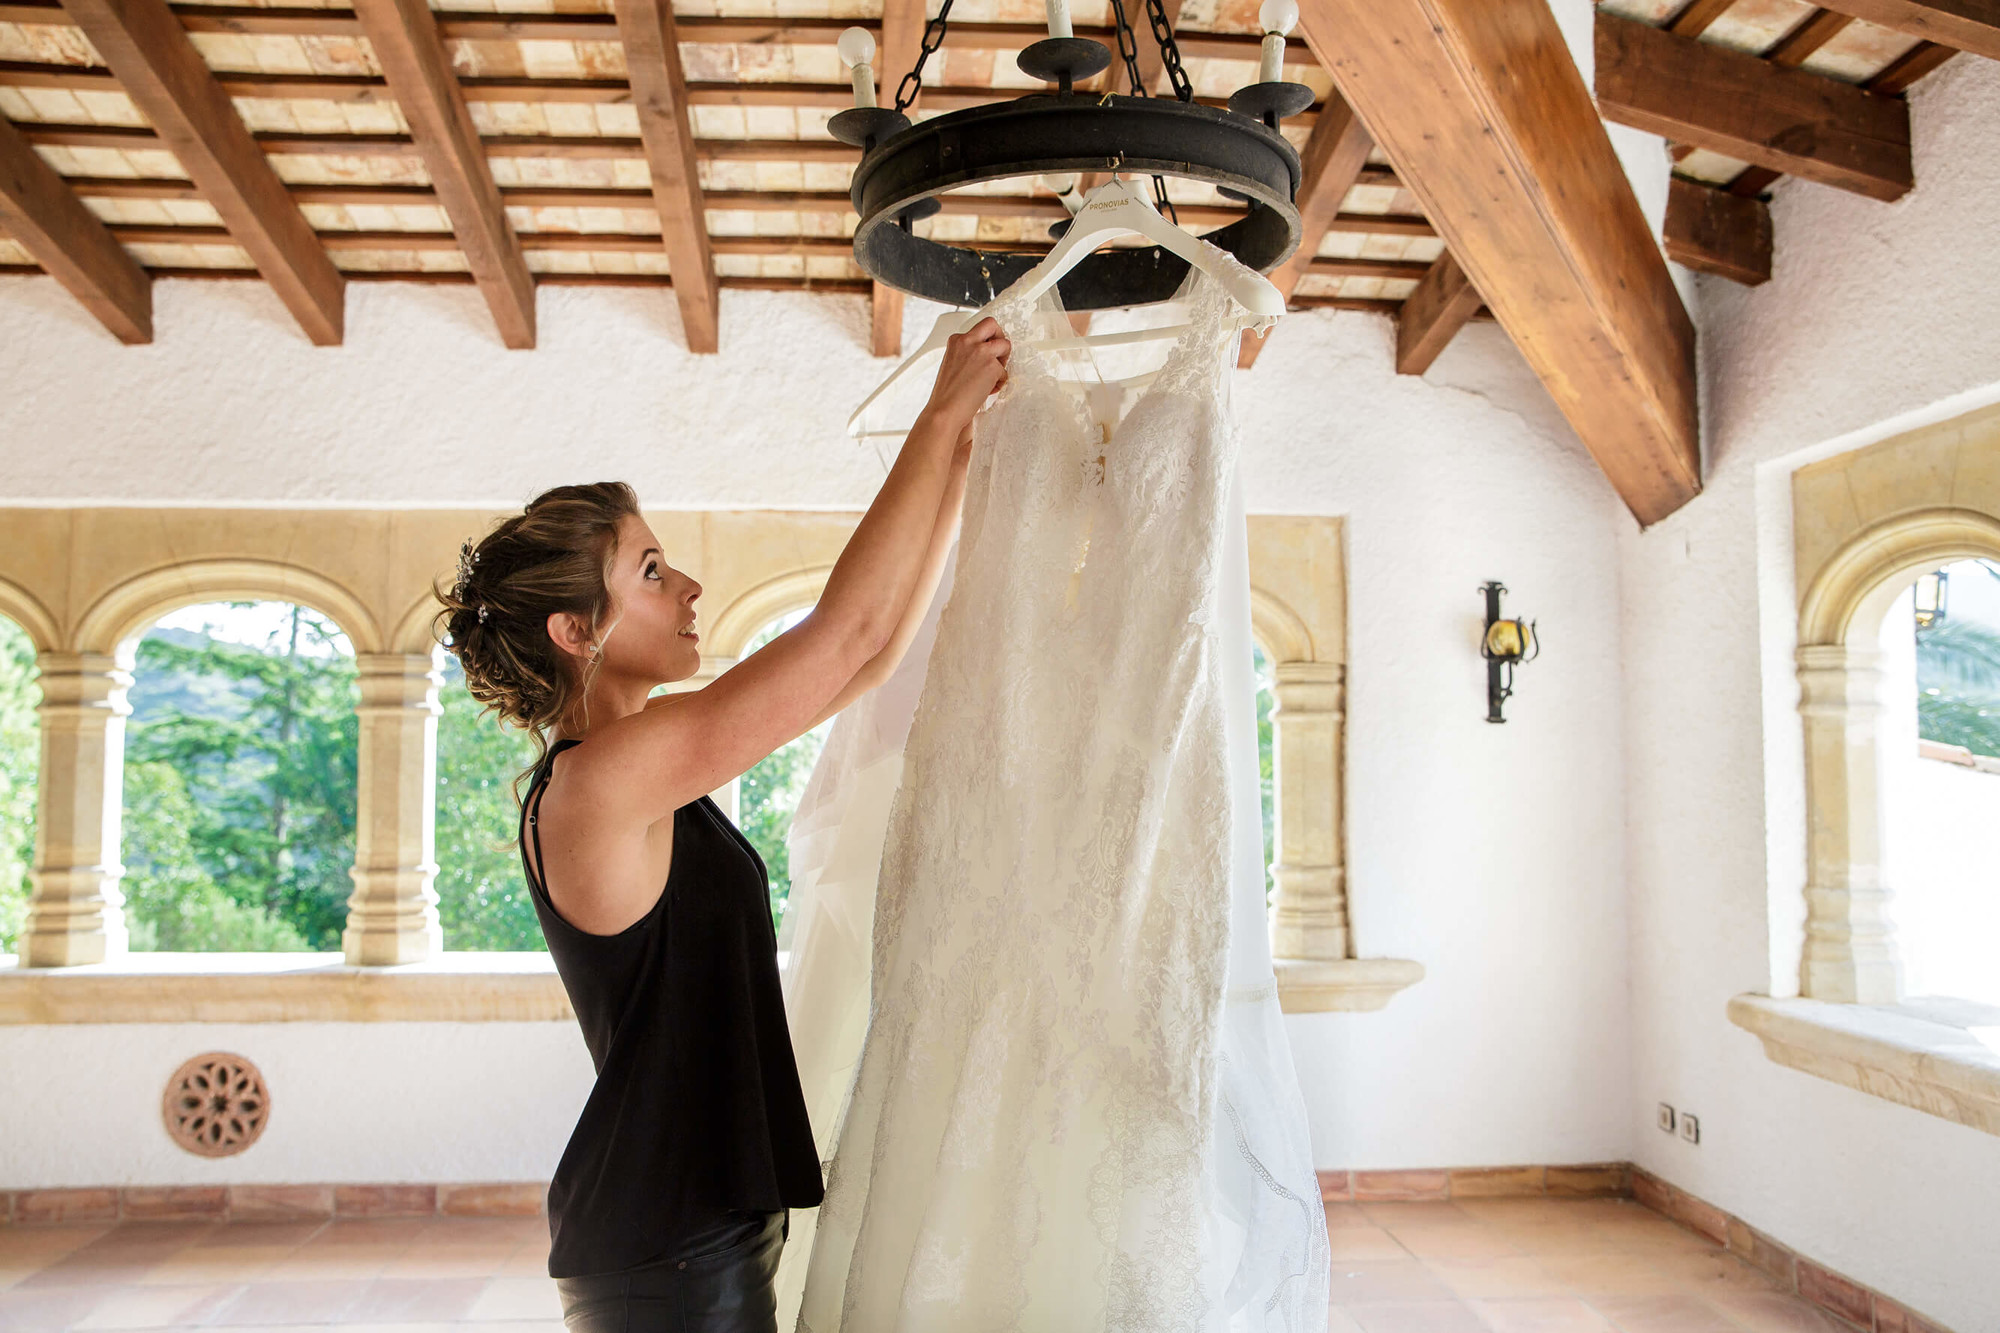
[434,653,543,950]
[737,610,831,932]
[121,601,358,952]
[1879,560,2000,1005]
[0,615,37,956]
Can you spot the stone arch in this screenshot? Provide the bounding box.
[0,576,61,653]
[706,566,833,661]
[1793,507,2000,1004]
[72,559,383,660]
[1799,508,2000,648]
[1250,586,1315,664]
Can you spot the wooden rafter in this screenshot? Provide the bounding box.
[869,0,926,358]
[1812,0,2000,61]
[1663,176,1772,285]
[1668,0,1737,37]
[1237,92,1374,369]
[0,113,149,341]
[1594,12,1913,202]
[1394,254,1480,376]
[353,0,533,348]
[1767,10,1858,66]
[614,0,718,352]
[56,0,343,343]
[1298,0,1699,525]
[0,2,1305,62]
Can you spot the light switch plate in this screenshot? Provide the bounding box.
[1681,1113,1700,1144]
[1657,1103,1676,1133]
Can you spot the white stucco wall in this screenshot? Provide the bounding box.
[1621,54,2000,1331]
[0,264,1635,1190]
[0,1023,594,1187]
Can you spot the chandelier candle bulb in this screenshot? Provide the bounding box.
[1045,0,1073,42]
[837,27,878,109]
[1257,0,1297,84]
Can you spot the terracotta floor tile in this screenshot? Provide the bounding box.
[493,1242,554,1278]
[1535,1253,1686,1298]
[135,1244,303,1285]
[304,1219,433,1249]
[1483,1223,1637,1258]
[1452,1200,1581,1225]
[190,1223,327,1250]
[1588,1293,1751,1333]
[1648,1249,1783,1296]
[348,1276,490,1322]
[1360,1203,1478,1228]
[1701,1288,1856,1333]
[1342,1300,1489,1333]
[260,1245,402,1281]
[1384,1226,1524,1261]
[14,1224,212,1290]
[1471,1297,1620,1332]
[465,1276,564,1321]
[376,1247,520,1280]
[1425,1256,1574,1300]
[1327,1261,1461,1305]
[70,1282,243,1329]
[209,1278,370,1325]
[1329,1227,1413,1261]
[1329,1307,1368,1333]
[0,1284,112,1332]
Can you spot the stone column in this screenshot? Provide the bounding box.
[1268,659,1348,962]
[343,653,443,965]
[1797,644,1902,1003]
[21,653,131,966]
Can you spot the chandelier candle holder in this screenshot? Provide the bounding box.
[1479,581,1540,725]
[828,0,1317,311]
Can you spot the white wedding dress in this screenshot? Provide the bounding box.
[781,254,1328,1332]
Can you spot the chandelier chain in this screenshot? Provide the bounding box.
[1107,0,1147,97]
[893,0,957,116]
[1143,0,1194,103]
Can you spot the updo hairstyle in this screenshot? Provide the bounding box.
[434,482,641,779]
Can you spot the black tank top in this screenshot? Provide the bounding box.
[520,738,824,1278]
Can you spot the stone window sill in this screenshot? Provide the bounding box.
[1,951,1428,1023]
[1727,993,2000,1137]
[0,952,573,1024]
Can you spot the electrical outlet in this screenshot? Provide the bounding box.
[1656,1103,1676,1133]
[1681,1113,1700,1144]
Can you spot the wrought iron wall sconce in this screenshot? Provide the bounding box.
[1912,568,1948,631]
[1479,581,1538,724]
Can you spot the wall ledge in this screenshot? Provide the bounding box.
[0,952,573,1024]
[1276,957,1425,1012]
[1727,993,2000,1137]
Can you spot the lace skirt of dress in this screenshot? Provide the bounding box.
[777,265,1327,1332]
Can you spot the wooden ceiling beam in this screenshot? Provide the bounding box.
[0,112,150,341]
[53,0,344,342]
[616,0,719,351]
[0,63,1322,116]
[1594,13,1913,202]
[1668,0,1739,38]
[1867,39,1959,91]
[1238,91,1374,369]
[1810,0,2000,61]
[1394,254,1480,376]
[353,0,534,348]
[1663,175,1771,284]
[1767,9,1857,65]
[1299,0,1700,525]
[869,0,925,358]
[0,2,1303,60]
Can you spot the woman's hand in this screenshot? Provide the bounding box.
[925,317,1011,427]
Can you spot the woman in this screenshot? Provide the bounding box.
[435,319,1010,1333]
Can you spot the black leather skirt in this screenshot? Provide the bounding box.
[555,1210,787,1333]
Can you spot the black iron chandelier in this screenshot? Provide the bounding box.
[826,0,1316,310]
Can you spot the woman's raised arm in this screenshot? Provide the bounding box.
[563,318,1009,826]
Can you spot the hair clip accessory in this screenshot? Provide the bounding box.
[476,605,490,625]
[455,538,479,595]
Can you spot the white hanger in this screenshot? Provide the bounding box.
[846,176,1284,439]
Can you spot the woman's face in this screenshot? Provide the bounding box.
[598,513,703,686]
